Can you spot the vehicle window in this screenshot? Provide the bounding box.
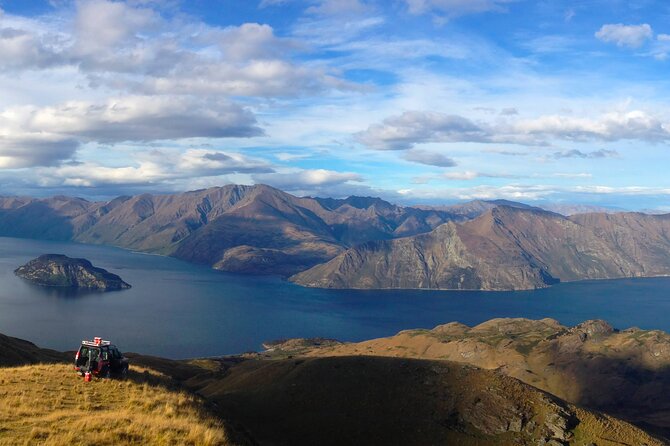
[102,348,109,361]
[79,346,89,357]
[112,348,121,359]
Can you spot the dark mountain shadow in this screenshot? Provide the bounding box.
[560,354,670,441]
[0,202,75,240]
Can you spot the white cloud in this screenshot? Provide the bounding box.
[595,23,653,48]
[253,168,363,190]
[38,148,274,187]
[444,171,479,180]
[0,134,78,168]
[0,1,353,99]
[74,0,158,56]
[5,96,262,142]
[511,110,670,142]
[356,111,488,150]
[0,96,262,168]
[403,149,456,167]
[357,109,670,151]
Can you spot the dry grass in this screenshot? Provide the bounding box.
[0,363,232,446]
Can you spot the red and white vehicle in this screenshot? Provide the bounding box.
[74,337,129,379]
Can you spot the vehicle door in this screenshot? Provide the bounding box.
[100,346,111,372]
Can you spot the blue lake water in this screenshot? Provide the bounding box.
[0,236,669,359]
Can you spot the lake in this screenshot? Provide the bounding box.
[1,236,669,359]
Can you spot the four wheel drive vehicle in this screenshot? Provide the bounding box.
[74,337,129,379]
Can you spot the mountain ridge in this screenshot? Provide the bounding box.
[1,185,668,288]
[291,204,670,290]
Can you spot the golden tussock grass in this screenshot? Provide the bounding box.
[0,363,232,446]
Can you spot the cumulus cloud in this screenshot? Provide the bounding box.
[403,149,456,167]
[511,110,670,142]
[0,96,262,168]
[74,0,158,56]
[595,23,653,48]
[358,109,670,151]
[38,148,274,187]
[0,1,353,99]
[405,0,517,18]
[4,96,261,141]
[213,23,298,61]
[356,111,489,150]
[252,168,363,190]
[0,134,79,168]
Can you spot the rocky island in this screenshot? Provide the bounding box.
[14,254,131,290]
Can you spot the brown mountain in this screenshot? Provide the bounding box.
[291,205,670,290]
[0,185,456,276]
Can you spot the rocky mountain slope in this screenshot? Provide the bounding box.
[293,317,670,439]
[2,186,669,287]
[292,205,670,290]
[0,185,456,276]
[14,254,131,290]
[0,330,661,446]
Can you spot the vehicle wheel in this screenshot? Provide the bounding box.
[121,366,128,380]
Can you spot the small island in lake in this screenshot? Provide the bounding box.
[14,254,131,291]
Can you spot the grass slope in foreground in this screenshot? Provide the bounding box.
[0,363,230,446]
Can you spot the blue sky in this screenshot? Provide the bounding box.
[0,0,669,210]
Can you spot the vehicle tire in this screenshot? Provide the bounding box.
[121,366,128,380]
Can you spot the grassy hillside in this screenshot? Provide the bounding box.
[181,355,661,446]
[0,326,666,445]
[0,363,232,446]
[292,318,670,440]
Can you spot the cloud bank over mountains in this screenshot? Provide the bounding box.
[0,0,668,209]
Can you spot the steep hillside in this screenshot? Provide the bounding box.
[186,355,661,446]
[0,332,67,366]
[292,206,670,290]
[296,318,670,439]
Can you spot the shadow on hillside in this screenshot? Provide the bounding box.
[563,355,670,441]
[0,202,75,240]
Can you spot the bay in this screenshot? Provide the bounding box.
[0,236,669,359]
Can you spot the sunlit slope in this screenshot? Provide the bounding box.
[0,363,232,446]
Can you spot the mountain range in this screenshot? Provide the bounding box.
[1,184,669,290]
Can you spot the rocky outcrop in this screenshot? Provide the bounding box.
[291,206,670,290]
[14,254,131,290]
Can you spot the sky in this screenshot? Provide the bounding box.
[0,0,669,210]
